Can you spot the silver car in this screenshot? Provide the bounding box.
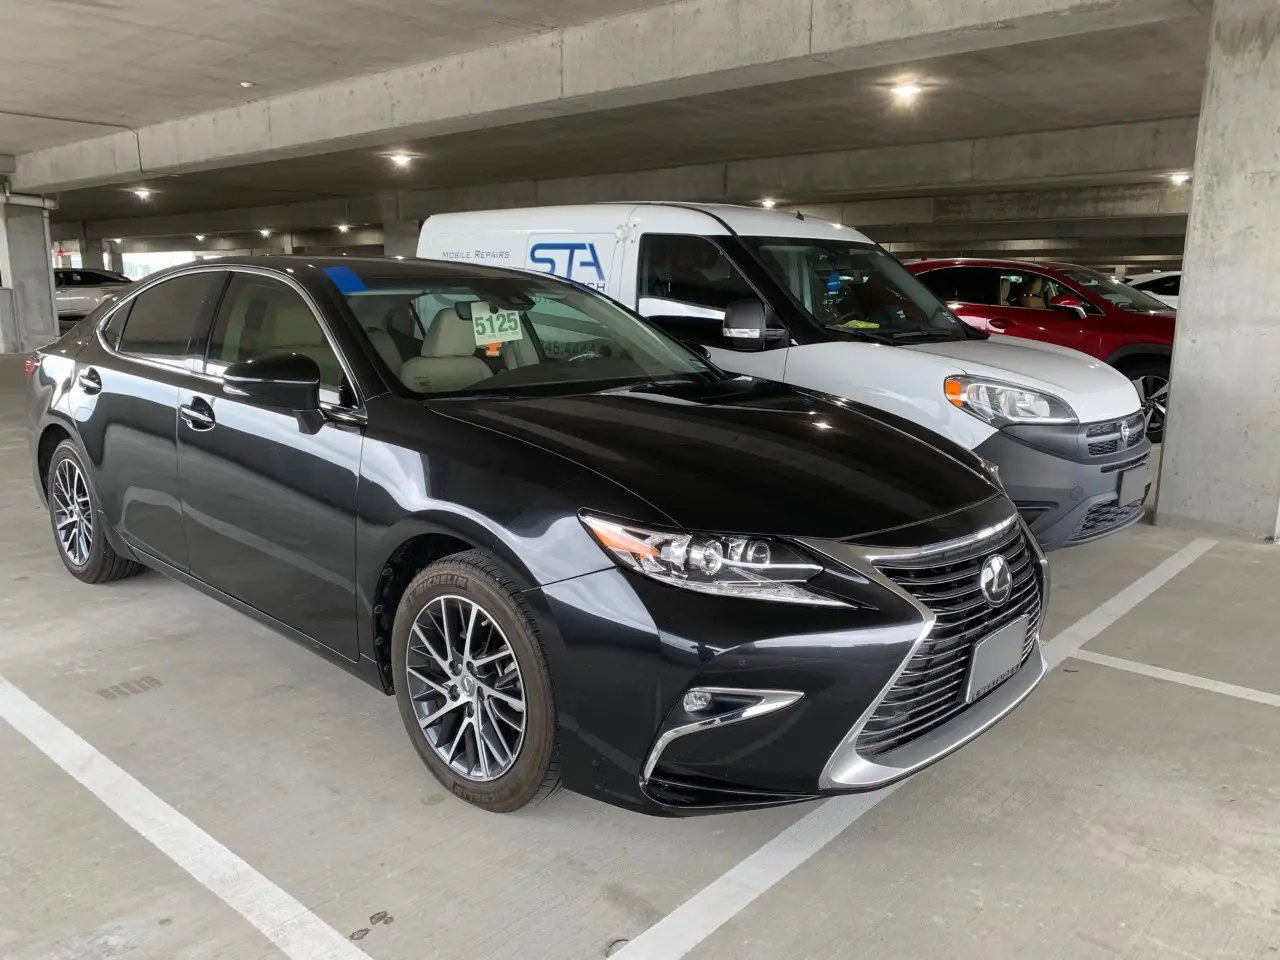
[54,268,131,331]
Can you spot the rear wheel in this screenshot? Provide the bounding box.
[1124,358,1170,444]
[391,550,560,812]
[46,440,143,583]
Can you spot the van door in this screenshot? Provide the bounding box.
[524,231,621,296]
[625,230,789,381]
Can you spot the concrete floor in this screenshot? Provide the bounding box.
[0,355,1276,960]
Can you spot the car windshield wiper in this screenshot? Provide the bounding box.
[890,329,962,342]
[825,325,899,345]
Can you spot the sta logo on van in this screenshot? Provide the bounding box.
[530,242,607,291]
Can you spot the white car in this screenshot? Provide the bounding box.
[54,268,131,331]
[418,203,1152,550]
[1125,270,1180,309]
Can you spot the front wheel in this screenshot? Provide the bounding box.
[1126,359,1170,444]
[46,440,144,583]
[391,550,560,812]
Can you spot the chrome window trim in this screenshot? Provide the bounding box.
[639,687,804,787]
[799,513,1050,791]
[94,263,364,410]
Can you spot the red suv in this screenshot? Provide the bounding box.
[908,259,1175,442]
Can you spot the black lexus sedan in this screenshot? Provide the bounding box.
[26,256,1049,815]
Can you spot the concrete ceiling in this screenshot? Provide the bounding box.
[46,16,1208,224]
[0,0,666,153]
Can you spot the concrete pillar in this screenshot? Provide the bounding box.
[78,223,105,271]
[378,191,419,258]
[0,197,58,352]
[104,245,124,274]
[1156,0,1280,539]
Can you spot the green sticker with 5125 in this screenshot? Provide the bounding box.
[471,305,524,346]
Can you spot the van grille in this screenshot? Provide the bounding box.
[856,521,1044,759]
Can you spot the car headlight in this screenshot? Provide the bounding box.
[580,514,845,606]
[944,376,1076,425]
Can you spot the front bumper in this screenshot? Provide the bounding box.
[532,498,1050,815]
[976,414,1152,551]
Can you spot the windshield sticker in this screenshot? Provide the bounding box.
[471,305,524,349]
[826,269,842,295]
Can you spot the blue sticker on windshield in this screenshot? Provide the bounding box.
[322,265,367,293]
[826,269,841,295]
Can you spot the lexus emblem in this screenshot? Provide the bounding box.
[979,554,1013,606]
[1120,419,1136,444]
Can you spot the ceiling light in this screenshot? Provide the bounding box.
[112,238,124,244]
[388,153,413,168]
[394,255,406,260]
[891,82,922,102]
[1169,172,1191,186]
[760,198,776,209]
[259,228,271,237]
[131,187,152,200]
[337,223,350,233]
[194,234,205,241]
[240,81,255,88]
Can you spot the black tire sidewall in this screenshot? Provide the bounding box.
[47,441,110,581]
[391,555,556,812]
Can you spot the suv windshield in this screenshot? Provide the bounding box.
[1060,268,1171,313]
[741,237,968,342]
[332,268,722,397]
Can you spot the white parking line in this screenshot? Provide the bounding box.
[616,536,1218,960]
[0,675,371,960]
[1072,649,1280,707]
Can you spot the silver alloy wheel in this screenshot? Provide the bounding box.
[1132,374,1169,438]
[52,458,93,567]
[406,594,526,782]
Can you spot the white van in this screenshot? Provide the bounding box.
[418,203,1151,549]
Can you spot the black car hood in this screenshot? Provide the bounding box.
[427,378,996,540]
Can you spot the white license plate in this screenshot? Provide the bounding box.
[964,616,1029,703]
[1119,463,1149,506]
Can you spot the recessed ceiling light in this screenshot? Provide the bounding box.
[1169,172,1191,186]
[240,81,255,88]
[131,187,152,200]
[760,198,776,209]
[112,238,124,244]
[388,153,413,168]
[259,228,271,237]
[394,255,406,260]
[337,223,350,233]
[891,82,922,102]
[194,234,205,241]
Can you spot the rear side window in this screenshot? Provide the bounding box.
[115,273,222,367]
[917,267,1001,306]
[1136,275,1180,297]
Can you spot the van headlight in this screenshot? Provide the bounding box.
[580,514,846,606]
[944,376,1076,425]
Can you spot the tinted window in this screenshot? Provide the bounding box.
[206,273,347,403]
[1061,268,1170,312]
[80,271,126,286]
[639,235,756,312]
[116,273,220,366]
[917,267,1001,306]
[1136,275,1180,297]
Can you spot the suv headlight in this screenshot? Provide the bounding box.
[944,376,1076,425]
[580,514,845,606]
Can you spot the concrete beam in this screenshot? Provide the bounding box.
[12,0,1203,193]
[0,155,14,176]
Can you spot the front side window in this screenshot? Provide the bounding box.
[114,273,220,367]
[1061,268,1170,312]
[330,266,720,398]
[639,235,757,313]
[742,237,967,343]
[206,274,347,404]
[996,271,1073,310]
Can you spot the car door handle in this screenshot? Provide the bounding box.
[988,319,1012,331]
[179,399,216,431]
[76,368,102,394]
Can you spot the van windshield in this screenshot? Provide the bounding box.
[741,237,968,342]
[332,268,722,397]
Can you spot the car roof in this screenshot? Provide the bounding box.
[909,257,1093,273]
[167,254,551,284]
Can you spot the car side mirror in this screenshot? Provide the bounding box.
[223,353,323,432]
[1048,294,1088,320]
[723,299,787,351]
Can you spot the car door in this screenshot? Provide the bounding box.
[630,232,789,381]
[177,269,363,660]
[71,270,226,570]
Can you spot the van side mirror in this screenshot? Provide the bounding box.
[723,299,787,351]
[1048,294,1088,320]
[223,353,323,432]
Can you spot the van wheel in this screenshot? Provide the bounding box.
[391,550,561,812]
[47,441,144,583]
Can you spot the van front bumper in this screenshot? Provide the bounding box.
[976,414,1151,551]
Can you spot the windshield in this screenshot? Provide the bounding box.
[741,237,968,342]
[333,268,721,397]
[1060,267,1172,313]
